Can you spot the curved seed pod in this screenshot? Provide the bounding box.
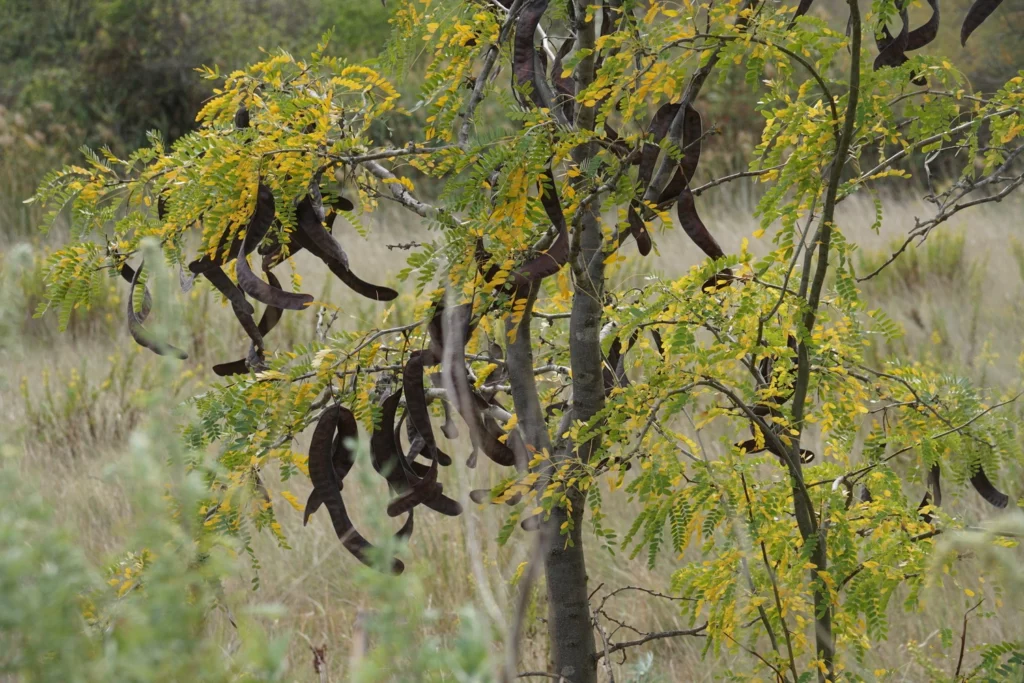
[306,405,404,574]
[603,331,638,394]
[404,407,454,467]
[906,0,940,50]
[514,0,551,109]
[736,438,814,464]
[677,187,726,261]
[469,489,493,504]
[425,300,512,467]
[970,466,1009,508]
[928,463,942,507]
[403,349,442,462]
[623,103,683,254]
[386,467,441,517]
[396,510,415,540]
[918,489,935,524]
[475,237,501,283]
[125,261,188,359]
[189,183,276,274]
[793,0,815,20]
[874,3,910,71]
[961,0,1003,45]
[235,228,314,310]
[440,399,460,440]
[650,328,665,358]
[506,170,570,293]
[421,488,463,516]
[234,104,250,129]
[656,105,704,208]
[297,195,350,269]
[211,267,284,376]
[405,413,454,466]
[303,406,361,523]
[290,209,398,302]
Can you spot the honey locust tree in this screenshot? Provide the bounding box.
[33,0,1024,680]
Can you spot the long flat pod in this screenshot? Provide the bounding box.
[874,2,910,70]
[306,405,404,573]
[506,170,570,293]
[656,105,704,209]
[623,103,682,254]
[404,412,454,467]
[514,0,551,109]
[676,187,729,260]
[961,0,1003,45]
[440,305,515,467]
[970,466,1009,508]
[235,228,314,310]
[125,261,188,359]
[291,218,398,302]
[304,405,361,523]
[403,349,441,462]
[297,195,351,269]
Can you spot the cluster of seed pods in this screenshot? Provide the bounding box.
[117,0,1014,569]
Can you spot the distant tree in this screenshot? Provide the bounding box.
[34,0,1024,680]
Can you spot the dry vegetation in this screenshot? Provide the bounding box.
[1,188,1022,680]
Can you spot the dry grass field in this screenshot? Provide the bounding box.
[1,186,1022,681]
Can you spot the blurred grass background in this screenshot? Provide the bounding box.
[2,0,1024,680]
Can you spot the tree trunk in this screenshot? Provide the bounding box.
[505,289,599,683]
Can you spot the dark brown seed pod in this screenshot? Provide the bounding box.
[961,0,1003,45]
[970,466,1009,508]
[918,489,935,524]
[469,489,492,505]
[650,328,665,358]
[735,438,815,464]
[514,0,551,109]
[506,170,569,293]
[235,227,314,311]
[655,105,704,209]
[603,331,638,394]
[291,197,398,302]
[306,405,404,574]
[928,463,942,507]
[859,485,873,503]
[793,0,815,20]
[440,399,460,440]
[234,104,250,130]
[550,33,576,120]
[874,2,910,71]
[622,103,683,254]
[125,261,188,359]
[298,195,350,269]
[676,187,726,261]
[403,349,442,462]
[189,183,276,275]
[303,406,361,523]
